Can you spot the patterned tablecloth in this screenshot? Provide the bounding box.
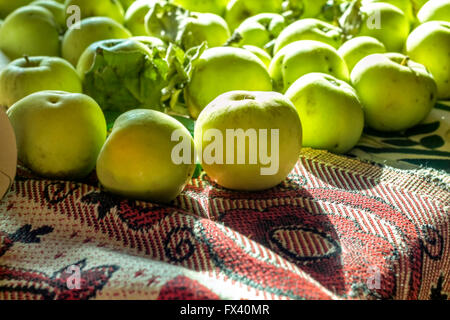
[0,103,449,300]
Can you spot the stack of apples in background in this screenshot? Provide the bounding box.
[0,0,448,202]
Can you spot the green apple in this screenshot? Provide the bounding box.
[356,2,410,52]
[185,47,272,119]
[179,12,230,50]
[7,90,107,179]
[225,0,283,31]
[64,0,125,24]
[338,36,386,71]
[362,0,415,24]
[171,0,229,16]
[32,0,66,33]
[233,13,286,50]
[270,40,349,93]
[0,6,60,60]
[62,17,132,66]
[96,109,195,203]
[285,73,364,154]
[273,18,343,54]
[242,45,272,68]
[0,0,33,19]
[418,0,450,23]
[406,21,450,100]
[125,0,155,36]
[194,90,302,191]
[351,53,438,132]
[0,56,82,108]
[0,50,10,71]
[0,107,17,199]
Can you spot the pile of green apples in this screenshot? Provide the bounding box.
[0,0,449,203]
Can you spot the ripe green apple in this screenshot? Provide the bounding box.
[338,36,386,71]
[270,40,349,93]
[171,0,229,16]
[0,50,10,71]
[273,18,343,54]
[356,2,410,52]
[32,0,66,33]
[0,0,33,19]
[362,0,415,24]
[0,56,82,108]
[194,90,302,191]
[233,13,286,49]
[62,17,132,66]
[0,6,60,60]
[285,73,364,154]
[242,45,272,68]
[96,109,196,203]
[418,0,450,23]
[64,0,125,24]
[225,0,283,31]
[184,47,272,119]
[351,53,438,132]
[124,0,155,36]
[179,12,230,50]
[406,21,450,100]
[7,91,107,179]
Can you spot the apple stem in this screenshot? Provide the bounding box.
[24,55,30,65]
[401,56,410,66]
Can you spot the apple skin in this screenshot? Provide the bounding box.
[194,90,302,191]
[0,6,60,60]
[0,56,82,109]
[96,109,196,203]
[338,36,386,72]
[285,73,364,154]
[172,0,229,16]
[7,91,107,180]
[32,0,66,33]
[356,2,410,52]
[179,12,230,50]
[234,13,286,49]
[242,45,272,69]
[225,0,283,31]
[64,0,125,24]
[184,47,272,119]
[351,53,438,132]
[274,18,343,54]
[62,17,132,66]
[418,0,450,23]
[287,0,328,18]
[0,0,33,19]
[406,21,450,100]
[270,40,349,93]
[362,0,415,24]
[124,0,155,36]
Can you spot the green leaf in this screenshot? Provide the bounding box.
[145,1,190,45]
[171,115,195,137]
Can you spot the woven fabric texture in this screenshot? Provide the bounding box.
[0,149,449,300]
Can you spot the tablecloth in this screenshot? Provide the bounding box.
[0,145,449,300]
